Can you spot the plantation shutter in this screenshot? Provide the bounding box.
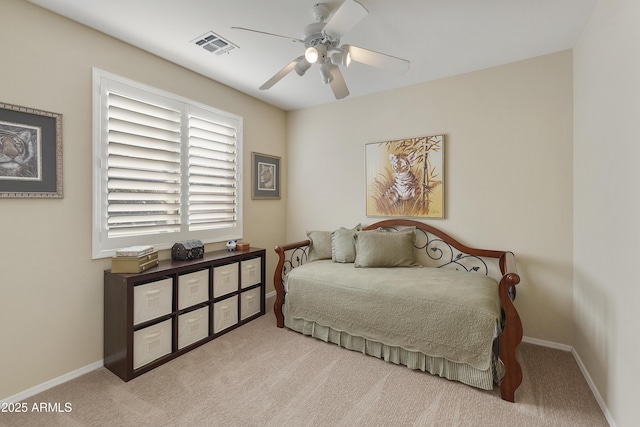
[106,92,182,238]
[93,69,243,258]
[188,110,238,231]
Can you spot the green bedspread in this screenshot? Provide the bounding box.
[284,260,501,370]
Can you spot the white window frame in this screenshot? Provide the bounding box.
[92,68,243,259]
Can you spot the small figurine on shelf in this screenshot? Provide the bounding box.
[226,240,237,251]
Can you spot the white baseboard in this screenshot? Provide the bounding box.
[522,336,615,427]
[0,360,103,405]
[265,290,276,310]
[522,335,573,352]
[571,349,616,427]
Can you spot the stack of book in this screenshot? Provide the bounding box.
[111,245,158,273]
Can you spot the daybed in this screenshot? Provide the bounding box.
[273,219,523,402]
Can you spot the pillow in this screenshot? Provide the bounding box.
[354,228,419,267]
[331,224,362,263]
[306,231,332,262]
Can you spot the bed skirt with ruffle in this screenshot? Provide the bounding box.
[284,316,504,391]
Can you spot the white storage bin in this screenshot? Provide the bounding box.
[133,319,172,369]
[240,258,261,289]
[240,287,261,320]
[178,269,209,309]
[133,278,173,325]
[213,263,238,298]
[213,296,238,333]
[178,307,209,349]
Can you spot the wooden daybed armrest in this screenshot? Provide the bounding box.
[498,251,523,402]
[273,240,310,328]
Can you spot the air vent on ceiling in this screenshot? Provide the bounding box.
[192,31,238,55]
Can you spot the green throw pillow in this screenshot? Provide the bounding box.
[307,224,361,263]
[331,224,362,263]
[306,230,333,262]
[354,228,419,267]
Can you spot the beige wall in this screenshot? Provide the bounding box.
[574,0,640,425]
[0,0,287,400]
[287,51,574,345]
[6,1,637,424]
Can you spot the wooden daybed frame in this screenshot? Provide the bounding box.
[273,219,523,402]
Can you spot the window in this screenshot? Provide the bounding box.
[92,69,242,258]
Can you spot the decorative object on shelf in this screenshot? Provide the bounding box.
[0,102,63,198]
[236,242,250,251]
[252,152,280,200]
[365,135,444,219]
[226,240,237,251]
[111,251,159,273]
[115,245,154,257]
[171,239,204,260]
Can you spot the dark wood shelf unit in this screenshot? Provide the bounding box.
[104,247,266,381]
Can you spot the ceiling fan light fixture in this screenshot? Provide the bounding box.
[343,45,352,66]
[319,64,334,84]
[305,46,319,63]
[294,58,312,76]
[330,46,351,67]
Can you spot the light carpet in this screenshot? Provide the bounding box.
[0,308,608,426]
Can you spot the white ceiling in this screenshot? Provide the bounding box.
[28,0,596,111]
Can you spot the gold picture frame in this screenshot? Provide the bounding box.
[365,135,444,218]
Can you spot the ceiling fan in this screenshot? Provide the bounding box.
[232,0,410,100]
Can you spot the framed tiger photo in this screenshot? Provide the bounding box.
[365,135,444,218]
[0,102,62,198]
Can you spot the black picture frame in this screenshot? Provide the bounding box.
[0,102,63,198]
[252,152,280,200]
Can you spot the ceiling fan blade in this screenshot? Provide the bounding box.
[346,45,410,74]
[329,66,349,100]
[231,27,303,43]
[259,57,303,90]
[322,0,368,40]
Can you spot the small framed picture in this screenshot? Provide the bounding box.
[0,102,63,198]
[252,152,280,200]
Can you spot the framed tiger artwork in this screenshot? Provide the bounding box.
[365,135,444,218]
[0,102,62,198]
